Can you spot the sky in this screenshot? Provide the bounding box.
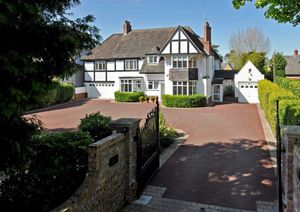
[70,0,300,58]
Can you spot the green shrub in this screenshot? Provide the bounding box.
[162,94,206,108]
[275,77,300,98]
[55,81,75,103]
[0,131,93,212]
[159,112,178,148]
[78,112,112,141]
[139,96,145,102]
[223,85,235,97]
[114,91,144,102]
[145,96,150,102]
[258,80,298,133]
[279,99,300,126]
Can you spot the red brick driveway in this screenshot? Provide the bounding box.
[30,100,276,210]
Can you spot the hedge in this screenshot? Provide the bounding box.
[55,81,75,103]
[0,130,93,211]
[258,80,299,133]
[275,77,300,98]
[114,91,144,102]
[162,94,206,108]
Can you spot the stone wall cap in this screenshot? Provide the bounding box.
[110,118,141,126]
[283,125,300,136]
[90,133,123,147]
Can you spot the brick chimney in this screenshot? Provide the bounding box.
[294,49,298,56]
[123,20,131,35]
[204,21,212,55]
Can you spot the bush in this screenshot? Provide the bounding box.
[279,99,300,126]
[78,112,112,141]
[139,96,145,102]
[223,85,235,97]
[150,96,157,103]
[159,112,178,148]
[55,81,75,103]
[162,94,206,108]
[258,80,298,133]
[114,91,144,102]
[275,77,300,98]
[32,81,59,109]
[0,131,93,212]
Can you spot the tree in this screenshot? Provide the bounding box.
[272,52,287,77]
[229,27,270,54]
[247,52,267,72]
[232,0,300,26]
[0,1,100,172]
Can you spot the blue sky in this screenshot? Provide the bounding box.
[70,0,300,57]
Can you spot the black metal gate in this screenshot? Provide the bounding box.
[276,100,283,212]
[136,98,160,195]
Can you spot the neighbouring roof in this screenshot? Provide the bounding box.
[284,55,300,76]
[140,57,165,74]
[82,27,177,60]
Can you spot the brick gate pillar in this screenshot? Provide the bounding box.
[110,118,141,204]
[282,126,300,212]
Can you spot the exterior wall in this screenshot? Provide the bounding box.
[144,74,164,98]
[53,118,141,212]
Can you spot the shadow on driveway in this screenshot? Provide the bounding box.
[150,138,276,210]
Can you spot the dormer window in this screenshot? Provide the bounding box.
[148,55,159,64]
[95,60,106,71]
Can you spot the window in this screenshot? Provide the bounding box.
[172,56,188,68]
[173,81,196,95]
[148,81,159,90]
[95,60,106,71]
[148,55,159,64]
[125,60,137,70]
[120,79,142,92]
[189,57,197,68]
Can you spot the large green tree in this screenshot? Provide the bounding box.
[0,0,99,171]
[271,52,287,77]
[233,0,300,26]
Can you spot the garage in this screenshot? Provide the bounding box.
[234,61,264,103]
[238,82,259,103]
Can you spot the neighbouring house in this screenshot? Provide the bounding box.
[222,63,234,71]
[212,61,264,103]
[80,20,263,104]
[284,49,300,80]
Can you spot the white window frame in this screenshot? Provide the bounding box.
[147,55,159,64]
[172,56,188,68]
[189,57,197,68]
[148,81,159,90]
[172,81,196,95]
[120,79,142,92]
[95,60,106,71]
[125,60,137,70]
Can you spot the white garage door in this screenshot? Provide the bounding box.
[238,82,259,103]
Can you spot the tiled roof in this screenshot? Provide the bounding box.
[284,55,300,75]
[140,57,165,74]
[82,27,177,60]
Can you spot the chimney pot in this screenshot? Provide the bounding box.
[294,49,298,56]
[123,20,131,35]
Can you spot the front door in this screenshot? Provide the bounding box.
[213,84,223,102]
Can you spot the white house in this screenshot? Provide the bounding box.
[81,21,221,102]
[81,21,263,104]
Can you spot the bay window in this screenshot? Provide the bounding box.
[120,79,142,92]
[173,81,196,95]
[189,57,197,68]
[172,56,188,68]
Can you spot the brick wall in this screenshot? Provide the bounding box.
[53,118,140,212]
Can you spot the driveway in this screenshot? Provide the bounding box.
[30,100,276,210]
[152,103,276,210]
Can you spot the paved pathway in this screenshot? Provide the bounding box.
[29,100,276,210]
